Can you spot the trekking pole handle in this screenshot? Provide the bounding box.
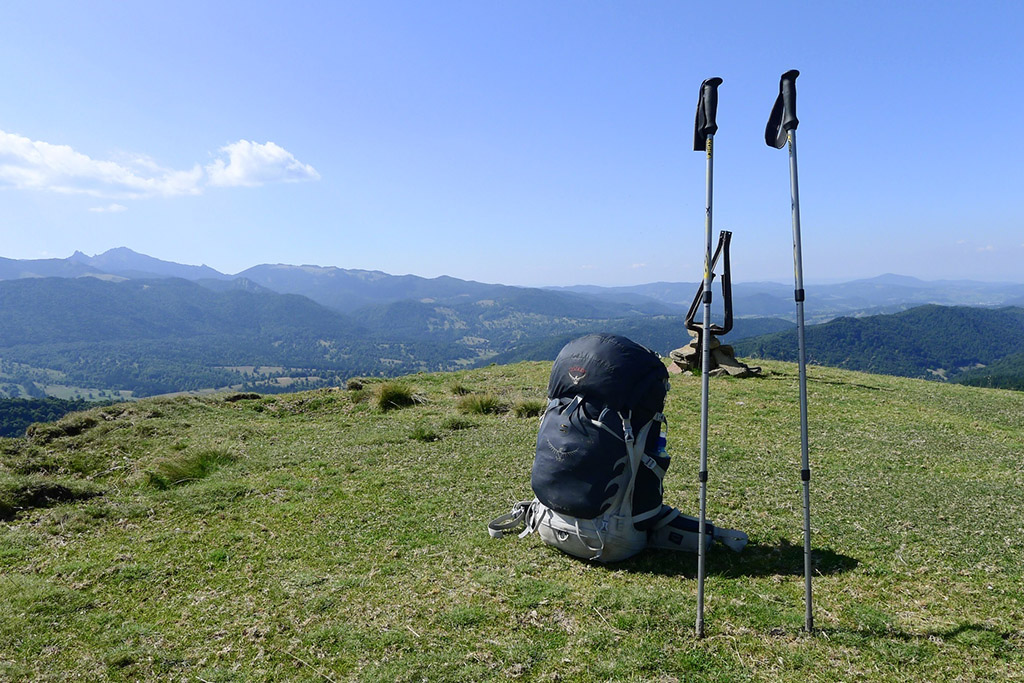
[700,77,723,135]
[780,69,799,131]
[693,77,723,150]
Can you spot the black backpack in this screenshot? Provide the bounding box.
[532,333,670,526]
[488,333,748,562]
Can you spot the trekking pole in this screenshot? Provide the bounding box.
[766,69,813,633]
[693,76,722,639]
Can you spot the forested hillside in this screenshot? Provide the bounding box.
[2,252,1023,398]
[0,397,112,437]
[0,278,399,396]
[955,351,1024,390]
[0,277,758,398]
[734,305,1024,387]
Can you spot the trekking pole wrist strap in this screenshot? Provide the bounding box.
[487,500,534,538]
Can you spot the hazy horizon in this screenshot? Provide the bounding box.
[9,246,1024,290]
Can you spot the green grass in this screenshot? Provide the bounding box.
[457,392,504,415]
[376,381,416,412]
[1,360,1023,681]
[143,448,237,489]
[513,398,546,418]
[410,424,441,443]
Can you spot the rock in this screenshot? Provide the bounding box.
[669,333,760,378]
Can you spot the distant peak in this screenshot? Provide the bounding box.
[873,273,924,284]
[101,246,141,257]
[68,250,91,262]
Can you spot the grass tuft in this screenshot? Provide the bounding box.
[376,382,417,412]
[513,399,546,418]
[449,382,472,396]
[457,393,504,415]
[144,448,236,490]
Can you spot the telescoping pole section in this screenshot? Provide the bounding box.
[693,76,722,639]
[766,69,813,632]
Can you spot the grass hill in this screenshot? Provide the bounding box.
[1,361,1022,680]
[735,304,1024,388]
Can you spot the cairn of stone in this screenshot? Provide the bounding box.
[668,330,761,378]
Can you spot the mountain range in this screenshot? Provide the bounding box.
[9,247,1024,318]
[1,247,1022,397]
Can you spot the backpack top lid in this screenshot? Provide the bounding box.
[548,334,669,414]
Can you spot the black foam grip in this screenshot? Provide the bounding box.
[801,469,811,482]
[795,288,805,303]
[703,290,713,304]
[698,471,708,483]
[780,70,799,131]
[693,77,723,151]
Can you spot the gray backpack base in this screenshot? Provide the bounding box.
[489,500,747,563]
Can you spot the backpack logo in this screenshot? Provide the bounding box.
[568,366,587,385]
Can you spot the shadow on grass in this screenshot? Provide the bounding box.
[757,372,892,392]
[616,537,859,578]
[0,479,102,521]
[819,621,1019,648]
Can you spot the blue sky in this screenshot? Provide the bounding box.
[1,1,1022,286]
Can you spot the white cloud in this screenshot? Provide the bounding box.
[206,140,320,187]
[0,130,202,198]
[977,245,994,252]
[88,203,128,213]
[631,263,647,269]
[0,130,318,199]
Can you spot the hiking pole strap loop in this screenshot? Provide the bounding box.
[487,500,534,538]
[684,230,733,336]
